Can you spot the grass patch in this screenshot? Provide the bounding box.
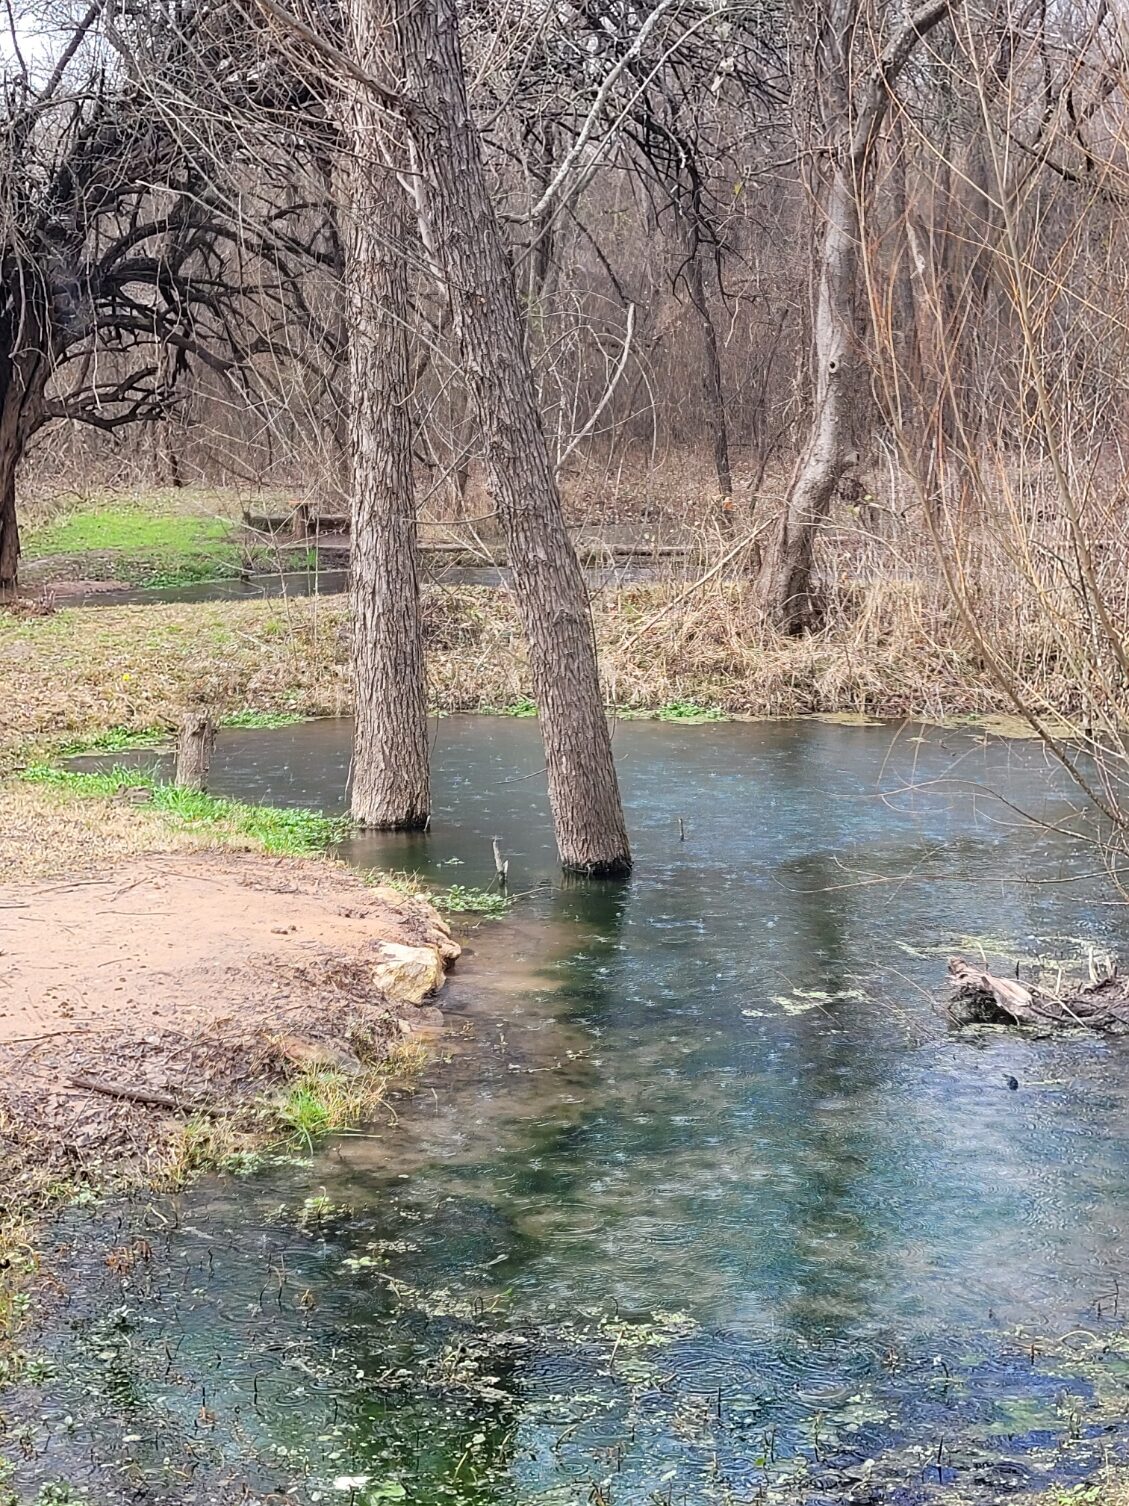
[365,872,512,918]
[493,694,538,717]
[267,1053,424,1149]
[53,726,170,757]
[24,504,242,586]
[19,765,351,856]
[439,883,513,917]
[219,709,309,730]
[274,1080,334,1149]
[655,698,727,723]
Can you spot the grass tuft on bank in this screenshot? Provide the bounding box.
[19,764,351,855]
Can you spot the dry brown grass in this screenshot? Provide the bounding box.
[7,459,1119,764]
[0,575,1021,766]
[0,780,256,880]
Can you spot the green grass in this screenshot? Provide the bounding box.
[274,1082,333,1149]
[23,495,330,588]
[24,504,242,586]
[498,695,538,717]
[655,698,727,724]
[19,765,351,855]
[53,727,171,757]
[219,710,308,730]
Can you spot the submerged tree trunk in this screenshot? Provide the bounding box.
[396,0,631,874]
[343,1,430,830]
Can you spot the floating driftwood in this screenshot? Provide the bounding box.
[947,955,1129,1031]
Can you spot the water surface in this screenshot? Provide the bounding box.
[31,718,1129,1503]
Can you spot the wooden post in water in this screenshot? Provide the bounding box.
[175,712,215,791]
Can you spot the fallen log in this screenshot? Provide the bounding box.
[947,956,1128,1031]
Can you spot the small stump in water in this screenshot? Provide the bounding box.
[175,713,215,792]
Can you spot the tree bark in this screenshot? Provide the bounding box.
[757,162,857,632]
[758,0,956,633]
[343,0,430,830]
[175,712,216,791]
[679,224,732,501]
[395,0,631,874]
[0,378,27,596]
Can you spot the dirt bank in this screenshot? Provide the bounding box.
[0,851,459,1215]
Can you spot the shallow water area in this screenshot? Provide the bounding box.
[22,718,1129,1503]
[63,558,659,606]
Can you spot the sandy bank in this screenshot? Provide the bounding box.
[0,851,459,1212]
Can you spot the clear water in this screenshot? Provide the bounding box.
[27,718,1129,1503]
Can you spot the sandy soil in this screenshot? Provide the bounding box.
[0,850,454,1044]
[0,851,459,1206]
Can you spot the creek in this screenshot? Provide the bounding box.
[20,717,1129,1504]
[62,560,657,607]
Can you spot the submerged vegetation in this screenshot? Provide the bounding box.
[438,883,513,916]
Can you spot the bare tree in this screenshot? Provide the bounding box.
[757,0,956,633]
[394,0,632,874]
[0,0,339,592]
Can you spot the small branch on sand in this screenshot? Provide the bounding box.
[947,956,1127,1031]
[69,1075,215,1114]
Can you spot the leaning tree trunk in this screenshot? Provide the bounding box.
[0,384,27,596]
[757,163,857,633]
[757,0,956,634]
[396,0,631,874]
[343,0,430,830]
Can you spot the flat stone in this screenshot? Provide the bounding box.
[371,941,445,1006]
[274,1035,363,1075]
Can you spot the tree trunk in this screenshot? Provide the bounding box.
[757,163,857,633]
[758,0,955,634]
[0,384,26,596]
[175,712,216,791]
[680,227,732,501]
[343,0,430,830]
[396,0,631,875]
